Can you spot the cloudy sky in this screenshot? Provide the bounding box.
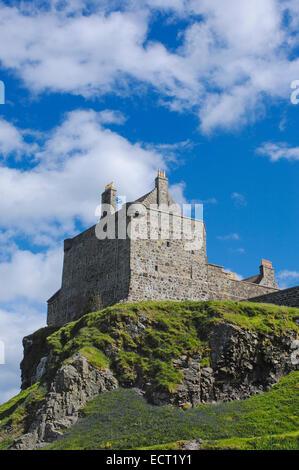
[0,0,298,403]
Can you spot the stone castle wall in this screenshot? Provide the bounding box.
[247,285,299,308]
[127,247,278,305]
[48,214,280,327]
[127,209,208,302]
[47,225,131,326]
[206,263,279,300]
[126,209,278,304]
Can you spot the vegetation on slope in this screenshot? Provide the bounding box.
[41,300,298,393]
[1,300,298,450]
[46,371,299,450]
[0,383,46,450]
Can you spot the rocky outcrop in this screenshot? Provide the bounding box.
[12,354,118,450]
[180,439,203,450]
[20,321,299,414]
[209,323,297,400]
[21,326,57,390]
[13,300,299,450]
[146,323,299,407]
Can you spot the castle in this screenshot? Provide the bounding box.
[47,171,282,327]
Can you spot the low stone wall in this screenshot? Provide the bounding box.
[127,260,279,305]
[206,264,278,301]
[248,285,299,308]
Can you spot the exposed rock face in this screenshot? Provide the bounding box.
[14,305,298,450]
[146,323,298,407]
[209,323,297,400]
[12,354,118,450]
[180,439,203,450]
[21,321,299,414]
[21,327,57,390]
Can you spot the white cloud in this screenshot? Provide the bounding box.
[0,243,63,404]
[0,230,18,262]
[0,118,35,158]
[256,142,299,161]
[277,270,299,280]
[0,109,165,240]
[279,115,287,132]
[152,140,194,154]
[284,0,299,31]
[217,233,240,241]
[207,198,218,204]
[198,86,262,134]
[231,192,247,207]
[223,268,243,280]
[0,247,63,303]
[197,197,217,205]
[0,306,45,404]
[169,182,187,206]
[98,110,127,125]
[0,1,298,132]
[277,269,299,289]
[229,247,246,254]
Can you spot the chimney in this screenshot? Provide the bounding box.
[155,169,168,206]
[259,259,278,288]
[101,182,117,218]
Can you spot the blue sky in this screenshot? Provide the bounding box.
[0,0,298,403]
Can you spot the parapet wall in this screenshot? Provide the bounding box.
[247,285,299,308]
[206,263,278,301]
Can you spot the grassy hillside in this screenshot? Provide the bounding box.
[0,300,298,450]
[46,371,299,450]
[0,383,46,450]
[38,300,299,393]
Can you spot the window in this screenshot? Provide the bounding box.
[155,265,158,272]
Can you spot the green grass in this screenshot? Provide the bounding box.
[42,300,298,394]
[65,346,110,370]
[0,383,40,421]
[0,383,46,449]
[46,371,299,450]
[201,431,299,450]
[1,300,298,450]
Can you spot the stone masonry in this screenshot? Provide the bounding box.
[48,172,280,327]
[248,285,299,308]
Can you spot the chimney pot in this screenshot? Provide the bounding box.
[261,259,272,268]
